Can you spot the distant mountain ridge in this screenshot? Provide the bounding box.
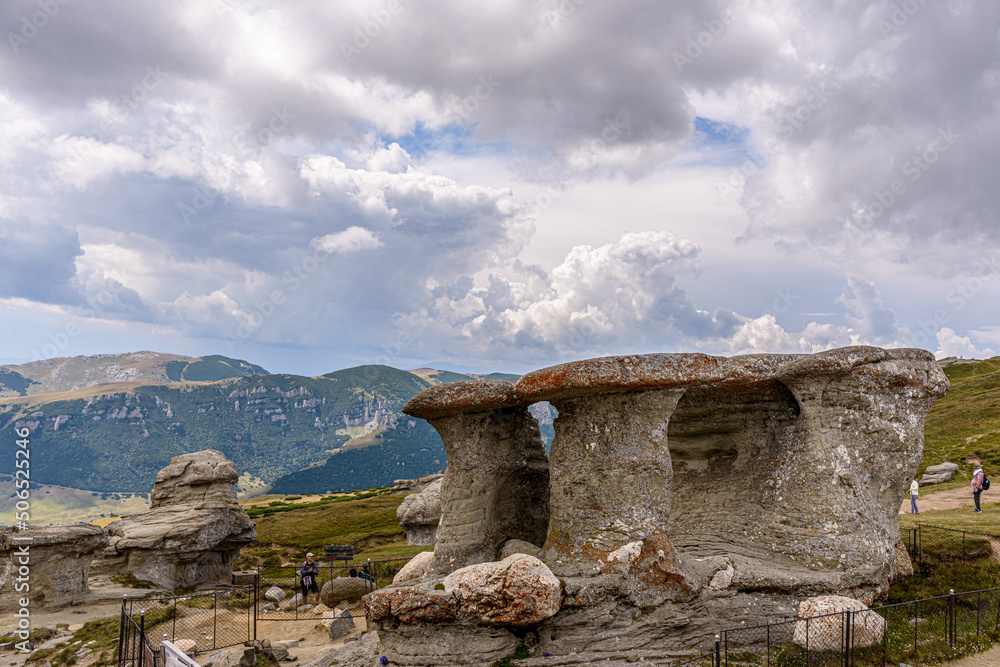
[0,353,538,496]
[0,352,268,397]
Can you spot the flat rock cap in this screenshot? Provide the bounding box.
[403,379,520,420]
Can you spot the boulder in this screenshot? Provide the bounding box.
[442,554,561,626]
[327,615,352,641]
[99,450,256,589]
[0,524,108,608]
[920,462,960,485]
[499,539,543,561]
[337,608,357,631]
[284,593,304,610]
[392,551,435,585]
[396,479,442,546]
[793,596,886,650]
[320,577,372,607]
[265,586,286,603]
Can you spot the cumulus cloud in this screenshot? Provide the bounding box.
[936,328,996,360]
[311,226,383,254]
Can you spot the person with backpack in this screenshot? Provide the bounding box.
[972,466,986,513]
[300,552,320,604]
[909,478,920,514]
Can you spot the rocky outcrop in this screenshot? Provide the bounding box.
[390,472,443,495]
[920,462,960,485]
[0,524,108,608]
[99,450,256,589]
[361,346,947,665]
[396,479,442,546]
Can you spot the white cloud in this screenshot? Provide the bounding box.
[936,327,995,360]
[311,226,383,254]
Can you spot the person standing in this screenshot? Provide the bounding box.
[300,552,320,604]
[972,466,985,513]
[909,478,920,514]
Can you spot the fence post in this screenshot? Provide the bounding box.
[254,571,258,642]
[163,633,168,667]
[118,596,127,667]
[714,634,720,667]
[139,612,146,667]
[978,590,982,636]
[949,589,956,647]
[844,609,852,667]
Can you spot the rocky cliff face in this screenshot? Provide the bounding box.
[99,450,256,589]
[359,346,948,666]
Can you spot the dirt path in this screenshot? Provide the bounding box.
[901,486,976,514]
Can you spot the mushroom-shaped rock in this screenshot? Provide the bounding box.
[442,554,562,626]
[403,380,550,574]
[396,479,442,546]
[99,450,255,589]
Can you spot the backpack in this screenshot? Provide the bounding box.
[984,477,991,491]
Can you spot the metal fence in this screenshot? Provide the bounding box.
[123,585,254,655]
[711,586,1000,666]
[255,558,412,621]
[911,523,998,564]
[118,599,161,667]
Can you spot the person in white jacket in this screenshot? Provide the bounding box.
[909,478,919,514]
[972,466,985,513]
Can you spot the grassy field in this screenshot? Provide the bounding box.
[237,491,431,567]
[922,357,1000,477]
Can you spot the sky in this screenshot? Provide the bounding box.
[1,0,999,376]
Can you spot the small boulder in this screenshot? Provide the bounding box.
[793,596,885,650]
[920,462,960,485]
[499,539,543,561]
[284,593,304,610]
[173,639,197,653]
[392,551,435,585]
[328,616,352,641]
[337,608,356,631]
[320,578,372,607]
[442,553,561,626]
[265,586,286,603]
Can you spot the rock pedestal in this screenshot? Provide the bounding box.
[370,346,948,666]
[396,478,442,546]
[101,449,256,589]
[0,524,108,608]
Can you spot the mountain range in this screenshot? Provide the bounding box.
[0,352,528,496]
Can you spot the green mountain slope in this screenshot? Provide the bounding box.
[0,351,268,397]
[922,358,1000,475]
[0,361,540,496]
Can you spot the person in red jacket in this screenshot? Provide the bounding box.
[972,466,985,513]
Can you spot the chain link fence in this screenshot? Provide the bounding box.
[255,557,413,622]
[124,586,254,655]
[912,523,998,564]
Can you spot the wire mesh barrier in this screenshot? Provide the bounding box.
[913,523,999,564]
[118,600,162,667]
[255,557,413,621]
[709,587,1000,666]
[123,585,254,655]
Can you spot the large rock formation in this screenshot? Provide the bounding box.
[363,346,947,665]
[396,478,442,546]
[0,524,108,609]
[100,450,256,589]
[920,461,960,485]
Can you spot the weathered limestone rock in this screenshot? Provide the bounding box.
[265,586,286,603]
[500,539,543,561]
[396,478,442,546]
[100,450,256,589]
[320,577,372,607]
[405,380,550,574]
[442,554,561,626]
[0,525,108,608]
[920,462,960,485]
[392,550,435,585]
[378,346,947,666]
[793,595,886,650]
[390,472,444,495]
